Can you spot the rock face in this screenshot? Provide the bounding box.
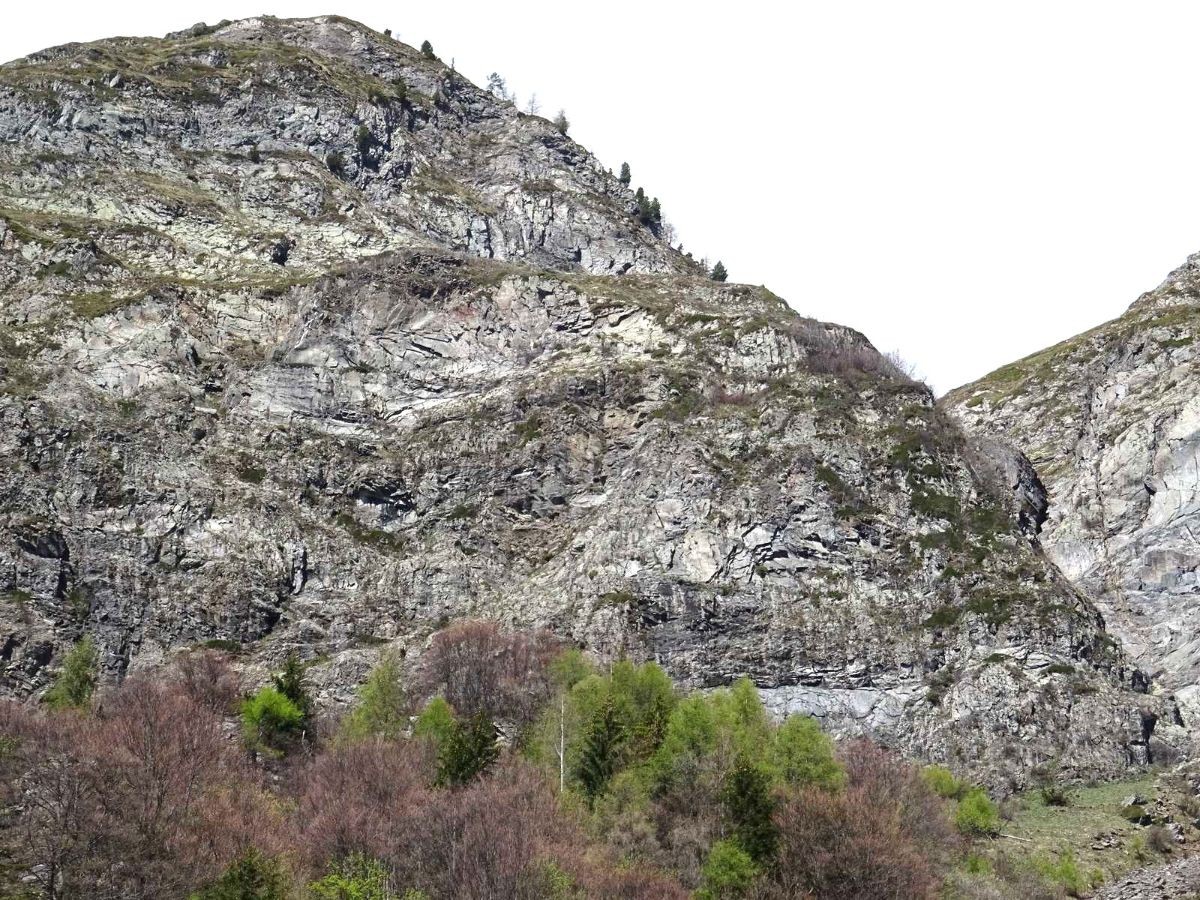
[0,15,1163,786]
[947,255,1200,701]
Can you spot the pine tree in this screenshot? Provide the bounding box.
[438,711,498,786]
[272,652,313,726]
[576,696,624,801]
[619,162,631,186]
[723,758,778,863]
[710,261,728,282]
[43,636,98,710]
[552,110,570,136]
[420,40,436,60]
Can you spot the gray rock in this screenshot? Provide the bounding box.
[0,14,1164,789]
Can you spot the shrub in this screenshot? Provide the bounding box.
[326,152,347,177]
[696,839,758,900]
[309,853,393,899]
[420,40,435,60]
[193,848,292,900]
[1038,783,1072,807]
[341,651,408,742]
[174,649,241,715]
[1033,850,1093,897]
[1146,824,1176,854]
[43,636,97,710]
[921,764,968,800]
[241,686,304,755]
[355,125,372,158]
[955,788,1000,836]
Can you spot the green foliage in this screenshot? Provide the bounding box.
[770,715,845,790]
[192,848,291,900]
[1033,850,1093,897]
[651,678,773,791]
[414,696,457,750]
[633,187,663,234]
[955,787,1001,836]
[241,687,304,755]
[576,696,623,801]
[340,652,408,742]
[326,152,347,177]
[619,162,631,185]
[43,636,98,710]
[921,764,968,800]
[308,854,392,900]
[420,40,436,60]
[437,711,498,786]
[724,759,778,863]
[710,261,728,282]
[696,839,759,900]
[272,653,313,725]
[549,648,594,691]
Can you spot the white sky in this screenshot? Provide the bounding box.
[5,2,1200,393]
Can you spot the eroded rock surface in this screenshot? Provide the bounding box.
[0,14,1165,787]
[948,255,1200,697]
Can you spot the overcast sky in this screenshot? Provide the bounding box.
[5,2,1200,392]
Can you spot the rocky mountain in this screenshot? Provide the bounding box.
[0,15,1166,787]
[947,256,1200,721]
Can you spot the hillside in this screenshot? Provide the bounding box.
[947,253,1200,716]
[0,15,1167,787]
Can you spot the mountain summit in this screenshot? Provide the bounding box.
[0,15,1166,786]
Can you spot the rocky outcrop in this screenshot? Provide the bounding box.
[0,15,1166,788]
[947,255,1200,699]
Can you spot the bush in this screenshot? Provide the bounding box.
[955,788,1000,836]
[1146,824,1176,854]
[696,839,758,900]
[309,853,393,899]
[326,152,347,177]
[921,764,967,800]
[1033,850,1093,897]
[241,686,304,755]
[420,40,436,60]
[193,848,291,900]
[1038,783,1072,807]
[43,636,98,710]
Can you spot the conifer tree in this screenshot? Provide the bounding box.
[43,636,98,710]
[619,162,631,185]
[711,260,728,282]
[272,652,313,726]
[438,711,498,786]
[576,696,623,801]
[420,40,436,60]
[724,758,778,863]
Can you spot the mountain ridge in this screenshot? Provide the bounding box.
[0,14,1170,788]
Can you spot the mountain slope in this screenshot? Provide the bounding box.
[0,15,1162,786]
[947,254,1200,703]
